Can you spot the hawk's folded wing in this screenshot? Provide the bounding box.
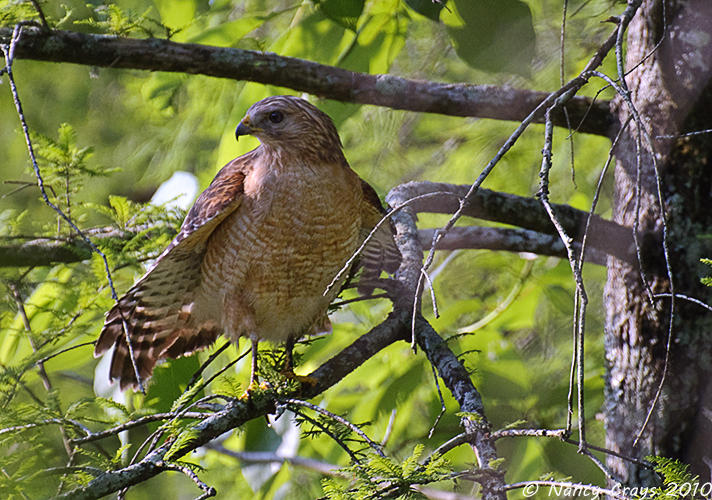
[357,179,402,294]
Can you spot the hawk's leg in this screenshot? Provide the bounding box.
[281,336,317,387]
[241,338,270,398]
[284,336,296,374]
[248,338,259,391]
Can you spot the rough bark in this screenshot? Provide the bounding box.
[605,0,712,484]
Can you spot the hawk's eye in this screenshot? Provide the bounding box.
[269,111,284,124]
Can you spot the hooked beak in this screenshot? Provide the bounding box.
[235,118,254,141]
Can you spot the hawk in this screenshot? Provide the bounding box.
[94,95,401,390]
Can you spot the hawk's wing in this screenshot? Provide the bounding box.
[357,179,402,294]
[95,154,252,389]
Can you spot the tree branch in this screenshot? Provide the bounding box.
[419,226,609,265]
[393,181,637,265]
[0,224,174,268]
[1,180,633,268]
[0,27,614,137]
[0,238,92,267]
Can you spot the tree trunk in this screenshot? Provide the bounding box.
[605,0,712,484]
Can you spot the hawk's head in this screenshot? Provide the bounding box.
[235,95,345,164]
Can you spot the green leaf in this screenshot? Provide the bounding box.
[702,258,712,287]
[316,0,365,31]
[405,0,446,21]
[108,195,131,227]
[154,0,197,31]
[442,0,535,76]
[164,426,201,461]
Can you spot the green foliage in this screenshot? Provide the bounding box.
[404,0,446,21]
[32,123,116,222]
[442,0,536,75]
[315,0,365,32]
[644,456,698,500]
[0,0,39,25]
[702,258,712,287]
[323,445,451,499]
[75,4,153,36]
[164,426,202,461]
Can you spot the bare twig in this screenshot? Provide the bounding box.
[537,107,588,449]
[451,259,534,337]
[2,24,148,393]
[205,443,342,476]
[586,68,676,448]
[186,341,231,389]
[156,461,216,500]
[70,412,212,445]
[380,409,397,448]
[28,0,50,32]
[489,428,652,469]
[1,25,120,302]
[491,428,567,440]
[8,281,74,458]
[653,293,712,313]
[427,362,446,439]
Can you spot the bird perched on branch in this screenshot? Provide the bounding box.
[94,95,401,390]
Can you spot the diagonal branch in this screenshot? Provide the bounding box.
[0,27,613,137]
[56,312,409,500]
[388,185,506,500]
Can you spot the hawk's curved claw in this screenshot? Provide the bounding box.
[279,367,318,388]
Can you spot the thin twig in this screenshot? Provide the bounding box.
[330,293,388,308]
[28,0,50,32]
[36,341,96,366]
[657,127,712,139]
[427,361,446,439]
[70,412,212,445]
[451,259,534,338]
[380,409,396,448]
[537,107,588,449]
[490,428,653,470]
[157,461,216,499]
[1,26,120,302]
[491,428,567,440]
[289,407,363,464]
[8,281,74,458]
[206,443,342,477]
[425,432,476,463]
[580,447,622,484]
[186,341,231,389]
[324,191,455,297]
[560,0,568,86]
[653,293,712,313]
[421,268,439,318]
[284,398,385,458]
